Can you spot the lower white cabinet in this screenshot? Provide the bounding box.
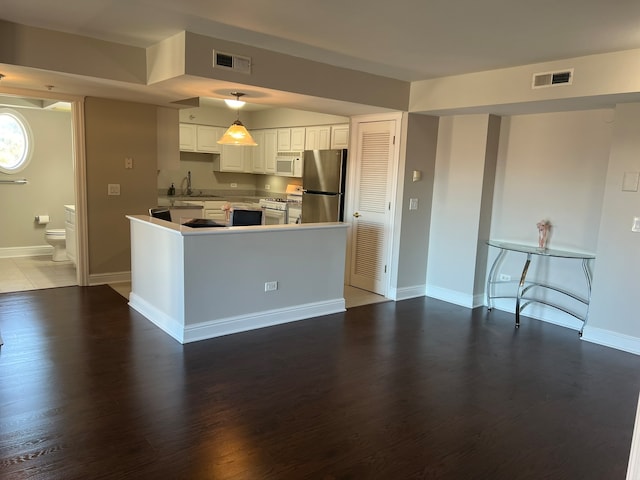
[203,201,229,224]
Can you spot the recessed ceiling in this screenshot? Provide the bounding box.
[2,0,640,115]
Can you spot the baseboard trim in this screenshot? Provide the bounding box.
[0,245,52,258]
[389,285,426,301]
[581,326,640,356]
[129,293,185,343]
[129,294,346,344]
[425,285,475,308]
[89,271,131,286]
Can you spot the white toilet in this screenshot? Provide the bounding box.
[45,229,67,262]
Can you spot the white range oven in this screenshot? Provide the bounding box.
[259,185,303,225]
[258,198,289,225]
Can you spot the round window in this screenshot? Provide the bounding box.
[0,109,33,174]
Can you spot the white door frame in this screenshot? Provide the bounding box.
[0,86,89,286]
[344,112,403,298]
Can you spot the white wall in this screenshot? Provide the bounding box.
[585,103,640,352]
[488,109,613,329]
[426,114,498,307]
[0,107,74,249]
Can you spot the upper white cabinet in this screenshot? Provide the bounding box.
[277,127,306,152]
[196,125,222,153]
[251,130,265,173]
[220,145,252,172]
[305,126,331,150]
[179,123,223,153]
[331,124,350,149]
[179,123,197,151]
[263,130,277,174]
[251,129,278,174]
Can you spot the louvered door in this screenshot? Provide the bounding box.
[349,120,396,295]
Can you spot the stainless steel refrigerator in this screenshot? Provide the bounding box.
[301,149,347,223]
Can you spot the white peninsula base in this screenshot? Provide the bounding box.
[127,215,348,344]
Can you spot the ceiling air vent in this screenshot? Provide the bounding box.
[532,69,573,89]
[213,50,252,74]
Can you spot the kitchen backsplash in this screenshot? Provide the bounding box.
[158,155,301,197]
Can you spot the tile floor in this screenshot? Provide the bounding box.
[0,259,390,309]
[108,281,389,309]
[0,256,77,293]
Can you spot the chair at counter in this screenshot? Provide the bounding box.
[230,209,263,226]
[149,208,172,222]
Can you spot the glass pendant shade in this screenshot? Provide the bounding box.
[217,120,257,146]
[224,98,246,109]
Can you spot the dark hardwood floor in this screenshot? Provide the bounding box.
[1,285,639,479]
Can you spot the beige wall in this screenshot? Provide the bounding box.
[426,114,499,307]
[392,113,439,292]
[0,107,74,248]
[588,103,640,341]
[85,97,158,276]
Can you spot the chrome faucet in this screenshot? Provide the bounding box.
[185,171,192,196]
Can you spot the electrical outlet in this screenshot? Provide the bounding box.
[265,184,270,190]
[124,157,133,169]
[499,274,511,282]
[409,198,418,210]
[230,183,238,188]
[264,281,278,292]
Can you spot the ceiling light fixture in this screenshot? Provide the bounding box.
[224,91,246,109]
[217,92,257,146]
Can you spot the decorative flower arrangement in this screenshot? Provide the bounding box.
[221,202,232,224]
[536,219,551,249]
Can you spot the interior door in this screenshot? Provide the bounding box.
[349,120,397,295]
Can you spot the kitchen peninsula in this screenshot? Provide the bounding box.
[127,215,348,343]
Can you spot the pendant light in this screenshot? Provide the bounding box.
[217,92,257,146]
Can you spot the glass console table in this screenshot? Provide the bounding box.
[486,240,595,335]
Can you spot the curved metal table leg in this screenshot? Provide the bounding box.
[580,258,593,337]
[515,253,532,328]
[486,248,507,310]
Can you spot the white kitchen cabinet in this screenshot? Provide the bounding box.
[291,127,306,151]
[196,125,222,153]
[277,128,291,151]
[305,125,331,150]
[277,127,306,152]
[180,123,225,153]
[179,123,197,151]
[251,130,265,173]
[220,145,252,172]
[203,200,228,224]
[331,124,350,149]
[264,129,277,174]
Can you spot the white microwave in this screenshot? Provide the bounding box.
[275,154,303,177]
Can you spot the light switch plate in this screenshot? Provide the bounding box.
[409,198,418,210]
[632,217,640,233]
[108,184,120,196]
